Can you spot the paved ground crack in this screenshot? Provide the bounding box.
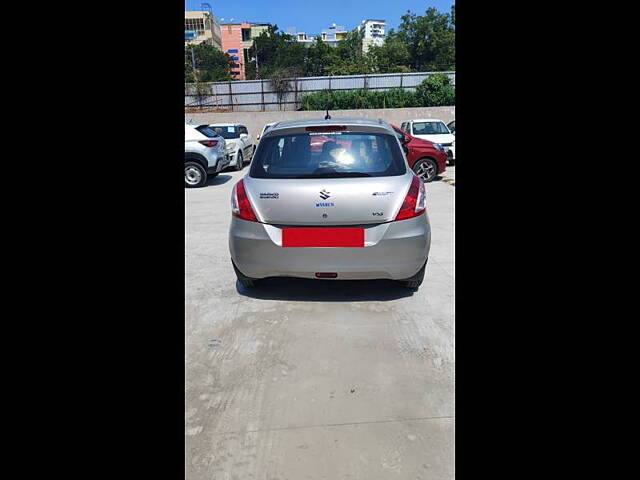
[214,415,455,436]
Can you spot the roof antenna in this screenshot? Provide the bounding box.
[325,109,331,120]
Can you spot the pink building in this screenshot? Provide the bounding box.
[220,22,271,80]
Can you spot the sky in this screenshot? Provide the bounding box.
[185,0,454,34]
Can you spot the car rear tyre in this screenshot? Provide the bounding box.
[185,162,207,188]
[413,158,438,182]
[399,260,427,289]
[235,151,243,171]
[232,261,258,288]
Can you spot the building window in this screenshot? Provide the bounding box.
[241,28,251,42]
[185,18,205,36]
[243,48,250,65]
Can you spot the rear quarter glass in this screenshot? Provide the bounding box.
[196,126,220,138]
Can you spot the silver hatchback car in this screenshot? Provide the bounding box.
[229,118,431,289]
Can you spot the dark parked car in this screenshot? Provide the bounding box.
[392,125,447,182]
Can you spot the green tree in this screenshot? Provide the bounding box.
[325,29,376,75]
[185,43,233,82]
[367,36,411,73]
[392,6,455,71]
[305,37,339,76]
[334,29,363,64]
[245,25,307,79]
[185,52,196,83]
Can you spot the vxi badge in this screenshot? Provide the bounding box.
[259,192,279,199]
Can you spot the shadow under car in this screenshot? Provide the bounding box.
[204,174,233,186]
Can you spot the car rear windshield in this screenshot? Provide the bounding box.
[412,121,449,135]
[210,125,240,139]
[195,126,220,138]
[249,132,406,179]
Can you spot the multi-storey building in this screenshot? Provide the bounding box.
[220,22,271,80]
[289,24,349,48]
[358,19,386,53]
[288,29,315,46]
[184,10,222,50]
[319,24,348,47]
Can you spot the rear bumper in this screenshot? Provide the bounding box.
[446,145,455,160]
[229,215,431,280]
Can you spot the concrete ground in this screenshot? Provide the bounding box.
[442,165,455,183]
[185,167,455,479]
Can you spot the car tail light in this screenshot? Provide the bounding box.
[231,179,258,222]
[394,175,426,221]
[199,140,219,147]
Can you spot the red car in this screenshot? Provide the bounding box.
[392,124,447,182]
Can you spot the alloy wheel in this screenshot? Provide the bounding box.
[415,160,436,182]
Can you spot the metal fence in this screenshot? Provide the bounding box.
[185,71,455,112]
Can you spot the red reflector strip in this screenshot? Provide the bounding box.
[282,228,364,248]
[315,272,338,278]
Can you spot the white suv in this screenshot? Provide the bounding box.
[184,123,229,188]
[256,122,276,144]
[209,123,253,171]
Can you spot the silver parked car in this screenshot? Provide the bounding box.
[228,118,431,289]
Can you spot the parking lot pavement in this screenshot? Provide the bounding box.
[441,165,455,185]
[185,170,455,479]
